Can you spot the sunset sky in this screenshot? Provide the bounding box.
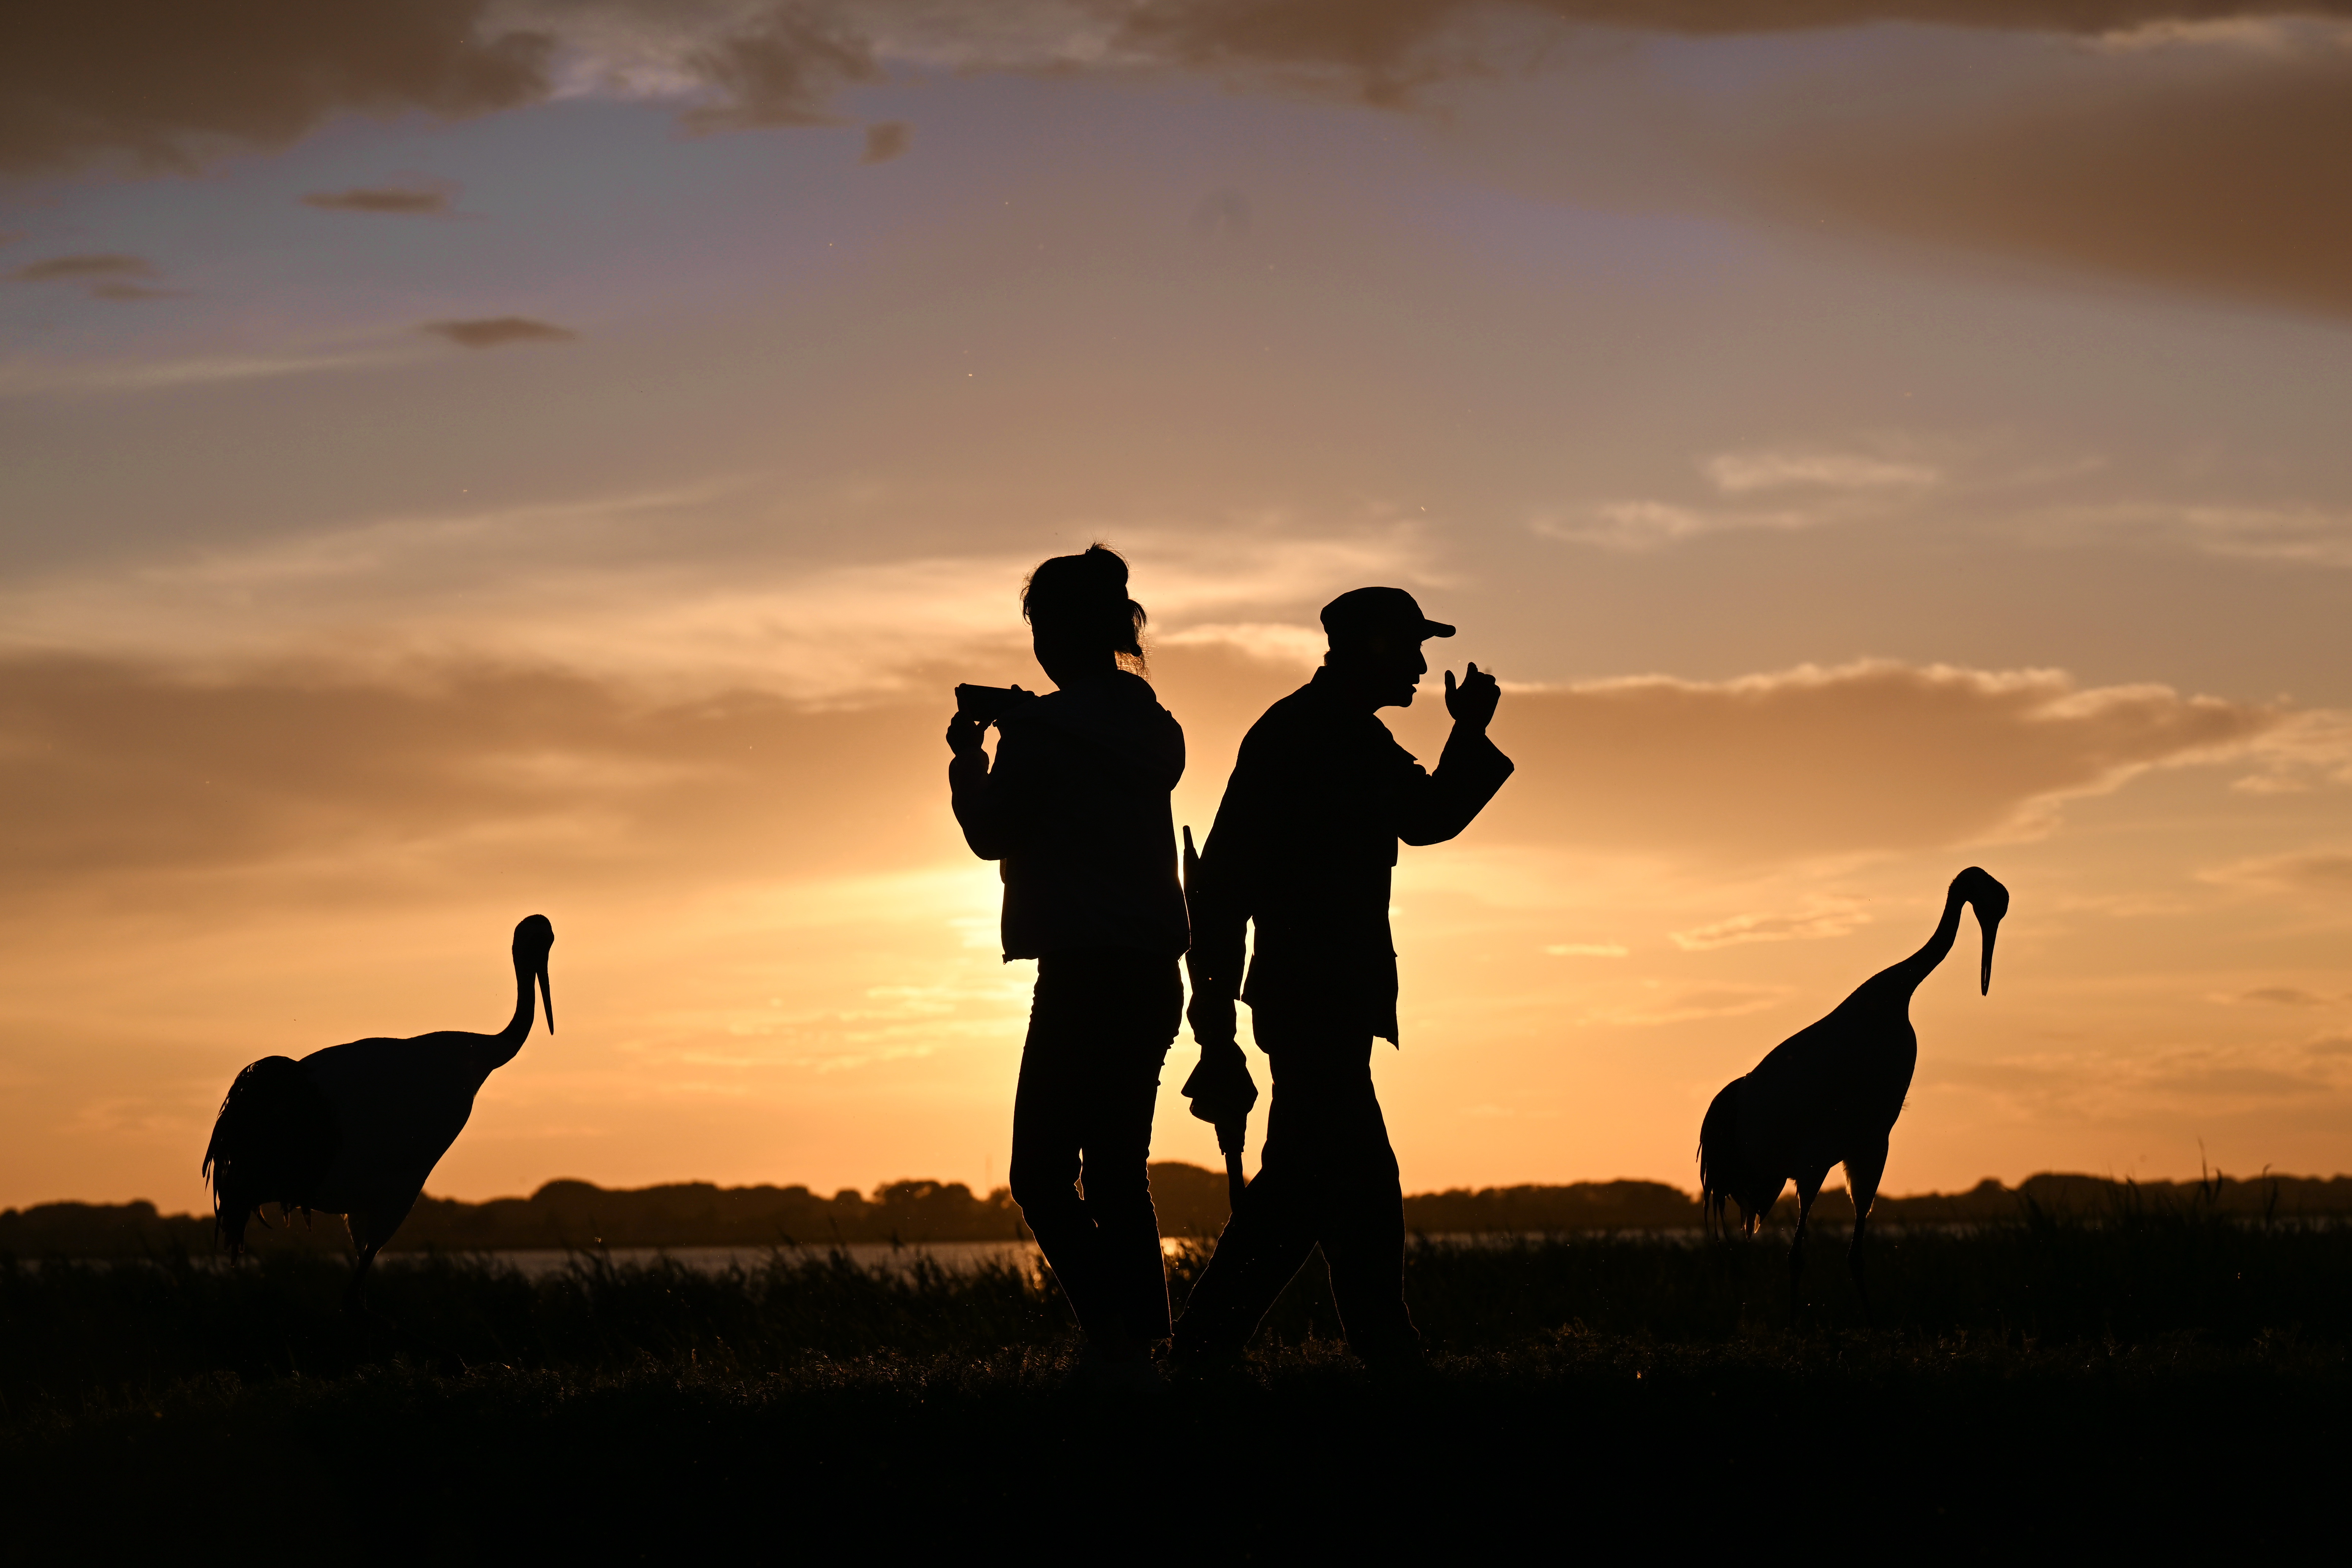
[3,1,2349,1214]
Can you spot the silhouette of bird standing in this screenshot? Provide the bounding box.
[1698,869,2006,1318]
[203,915,553,1309]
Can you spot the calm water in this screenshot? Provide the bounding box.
[476,1240,1051,1280]
[390,1230,1714,1279]
[34,1230,1742,1274]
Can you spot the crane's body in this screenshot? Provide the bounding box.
[299,1032,499,1226]
[203,915,553,1309]
[1698,869,2006,1318]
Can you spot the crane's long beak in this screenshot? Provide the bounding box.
[539,964,555,1034]
[1977,911,2001,996]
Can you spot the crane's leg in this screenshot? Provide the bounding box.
[1788,1172,1825,1329]
[1844,1140,1889,1326]
[345,1239,384,1317]
[343,1197,414,1320]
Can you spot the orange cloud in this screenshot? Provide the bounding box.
[2,642,2344,1204]
[0,656,953,913]
[3,648,2309,931]
[1476,660,2286,860]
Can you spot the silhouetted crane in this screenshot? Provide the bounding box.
[202,915,553,1310]
[1698,868,2006,1319]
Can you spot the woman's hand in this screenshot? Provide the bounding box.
[945,713,988,759]
[1187,988,1238,1049]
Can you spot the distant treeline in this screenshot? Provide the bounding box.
[1400,1171,2352,1232]
[7,1165,2350,1258]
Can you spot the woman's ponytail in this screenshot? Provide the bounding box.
[1023,543,1148,668]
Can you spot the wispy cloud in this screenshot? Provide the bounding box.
[0,345,410,397]
[1157,621,1328,668]
[421,316,579,348]
[1537,443,1944,550]
[1702,449,1941,495]
[301,184,455,215]
[2180,506,2352,568]
[678,8,879,133]
[2208,986,2345,1007]
[1671,899,1873,951]
[2091,16,2352,53]
[2203,849,2352,898]
[2138,1062,2327,1099]
[1934,1035,2352,1118]
[2049,500,2352,570]
[6,253,175,300]
[9,253,152,283]
[2227,711,2352,795]
[0,501,1431,702]
[1584,984,1790,1027]
[1532,499,1814,550]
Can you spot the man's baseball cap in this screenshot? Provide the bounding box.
[1321,586,1456,645]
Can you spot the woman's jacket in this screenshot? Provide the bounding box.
[951,670,1190,961]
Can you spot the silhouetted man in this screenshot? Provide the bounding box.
[1173,587,1511,1370]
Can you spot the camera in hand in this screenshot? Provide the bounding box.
[955,683,1035,724]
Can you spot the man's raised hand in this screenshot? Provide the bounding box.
[1444,662,1501,732]
[945,712,987,760]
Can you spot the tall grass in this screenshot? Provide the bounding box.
[7,1192,2352,1418]
[5,1205,2347,1553]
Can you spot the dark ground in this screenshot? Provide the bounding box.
[5,1198,2344,1556]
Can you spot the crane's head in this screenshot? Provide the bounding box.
[1953,867,2008,995]
[512,914,555,1033]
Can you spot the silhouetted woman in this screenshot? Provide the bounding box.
[947,545,1189,1386]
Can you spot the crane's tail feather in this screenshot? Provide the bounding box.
[202,1057,340,1258]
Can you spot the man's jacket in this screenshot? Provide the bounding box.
[1189,667,1513,1043]
[951,669,1191,961]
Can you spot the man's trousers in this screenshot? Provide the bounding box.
[1171,1015,1419,1366]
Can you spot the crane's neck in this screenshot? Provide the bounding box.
[481,952,537,1072]
[1886,882,1969,999]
